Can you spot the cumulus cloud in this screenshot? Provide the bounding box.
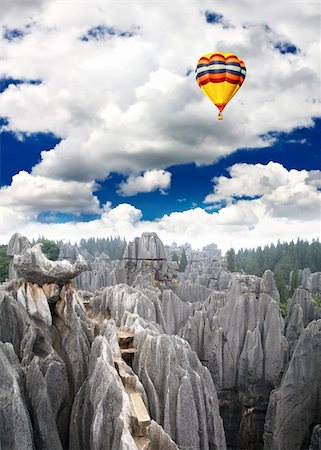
[205,162,321,221]
[0,1,320,251]
[0,171,100,216]
[0,200,319,253]
[117,169,171,196]
[0,1,319,183]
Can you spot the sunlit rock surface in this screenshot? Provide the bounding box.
[6,232,32,280]
[123,232,166,260]
[13,243,87,286]
[264,320,321,450]
[3,231,321,450]
[179,273,287,449]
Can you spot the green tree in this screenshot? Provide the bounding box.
[36,238,61,260]
[179,249,188,272]
[170,251,180,263]
[226,248,236,272]
[0,245,10,282]
[79,236,127,260]
[289,268,300,296]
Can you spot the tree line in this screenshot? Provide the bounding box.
[79,236,127,260]
[227,238,321,302]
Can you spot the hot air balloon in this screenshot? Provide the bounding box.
[195,51,246,120]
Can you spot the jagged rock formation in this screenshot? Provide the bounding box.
[161,289,195,335]
[124,232,166,260]
[6,232,32,280]
[179,273,287,449]
[3,231,321,450]
[264,320,321,450]
[13,244,87,286]
[262,270,280,303]
[285,287,321,355]
[59,243,94,264]
[59,244,117,291]
[119,232,178,288]
[175,281,212,303]
[179,253,230,290]
[87,283,165,331]
[290,268,321,295]
[69,335,135,449]
[133,331,227,450]
[0,281,94,449]
[86,288,227,449]
[310,425,321,450]
[76,253,115,291]
[0,342,34,449]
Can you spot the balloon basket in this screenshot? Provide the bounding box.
[218,112,223,120]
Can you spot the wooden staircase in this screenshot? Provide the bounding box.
[114,329,152,450]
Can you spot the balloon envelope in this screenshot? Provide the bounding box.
[195,51,246,119]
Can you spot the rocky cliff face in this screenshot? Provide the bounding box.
[2,231,321,450]
[119,232,178,288]
[0,235,226,449]
[264,319,321,450]
[6,232,32,280]
[178,273,287,449]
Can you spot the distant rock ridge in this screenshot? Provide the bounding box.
[290,268,321,295]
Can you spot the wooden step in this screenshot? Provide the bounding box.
[134,436,150,450]
[129,391,151,428]
[117,330,135,339]
[120,347,137,356]
[117,330,135,347]
[113,356,131,385]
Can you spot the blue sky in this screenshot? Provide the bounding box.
[0,1,320,251]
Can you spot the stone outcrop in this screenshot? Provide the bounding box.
[285,287,321,355]
[264,320,321,450]
[69,335,135,449]
[179,253,230,290]
[161,289,195,335]
[290,268,321,295]
[175,281,212,303]
[87,286,227,449]
[119,232,178,288]
[124,232,166,260]
[4,231,321,450]
[87,283,165,330]
[59,243,94,265]
[59,244,117,291]
[6,232,32,280]
[310,425,321,450]
[306,272,321,295]
[0,342,34,450]
[179,273,287,449]
[13,244,87,286]
[132,330,227,450]
[0,280,94,449]
[262,270,280,304]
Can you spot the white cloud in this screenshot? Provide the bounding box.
[0,200,319,254]
[117,169,171,196]
[205,162,321,221]
[0,1,319,183]
[0,1,320,251]
[0,171,100,216]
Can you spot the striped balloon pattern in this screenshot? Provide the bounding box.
[195,52,246,120]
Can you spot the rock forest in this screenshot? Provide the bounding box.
[0,231,321,450]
